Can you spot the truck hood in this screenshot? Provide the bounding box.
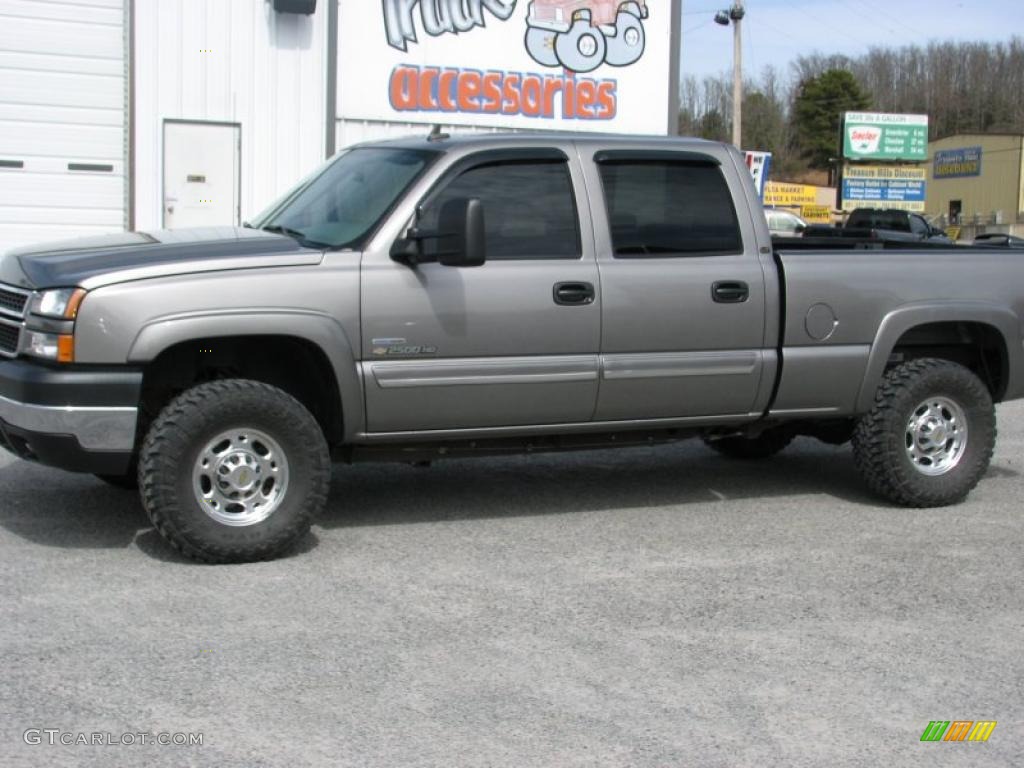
[0,227,325,290]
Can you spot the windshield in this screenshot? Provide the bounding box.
[253,147,436,249]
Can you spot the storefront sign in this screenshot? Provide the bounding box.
[933,146,982,179]
[339,1,673,133]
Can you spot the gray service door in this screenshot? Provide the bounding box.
[584,148,770,421]
[360,151,601,433]
[163,121,241,228]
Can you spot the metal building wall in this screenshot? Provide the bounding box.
[133,0,328,231]
[0,0,127,251]
[926,134,1024,224]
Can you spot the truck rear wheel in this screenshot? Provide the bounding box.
[703,428,794,459]
[139,379,331,563]
[852,358,995,507]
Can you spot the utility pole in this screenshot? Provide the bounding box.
[715,1,746,148]
[732,2,743,147]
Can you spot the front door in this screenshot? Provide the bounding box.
[582,148,771,421]
[360,150,601,433]
[163,121,240,229]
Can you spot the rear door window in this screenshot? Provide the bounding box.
[597,160,742,257]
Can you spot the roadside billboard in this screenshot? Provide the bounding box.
[843,112,928,161]
[841,165,926,212]
[933,146,983,179]
[338,1,674,134]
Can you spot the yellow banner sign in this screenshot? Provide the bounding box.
[800,205,832,224]
[764,182,818,207]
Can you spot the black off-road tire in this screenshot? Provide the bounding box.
[95,472,138,490]
[851,358,995,507]
[703,428,795,460]
[138,379,331,563]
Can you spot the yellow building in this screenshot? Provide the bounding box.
[926,134,1024,227]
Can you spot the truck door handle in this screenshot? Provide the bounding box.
[553,282,595,306]
[712,281,749,303]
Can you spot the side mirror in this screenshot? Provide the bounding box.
[794,223,807,234]
[390,197,486,268]
[437,197,486,267]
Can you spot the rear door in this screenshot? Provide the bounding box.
[359,148,601,433]
[581,146,774,421]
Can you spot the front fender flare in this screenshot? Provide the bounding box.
[128,309,364,439]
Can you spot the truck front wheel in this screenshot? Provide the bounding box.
[138,379,331,563]
[852,359,995,507]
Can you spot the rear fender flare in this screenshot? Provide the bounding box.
[855,302,1023,411]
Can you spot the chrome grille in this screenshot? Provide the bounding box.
[0,319,20,356]
[0,283,30,319]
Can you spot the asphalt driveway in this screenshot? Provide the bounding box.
[2,405,1022,767]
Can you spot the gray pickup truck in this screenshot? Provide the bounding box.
[1,134,1022,562]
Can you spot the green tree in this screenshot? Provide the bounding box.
[742,90,785,153]
[792,69,871,169]
[698,109,729,142]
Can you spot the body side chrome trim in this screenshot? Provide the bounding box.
[601,350,761,380]
[0,394,137,451]
[367,355,600,389]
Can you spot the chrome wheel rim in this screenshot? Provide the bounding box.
[193,428,290,526]
[905,396,968,476]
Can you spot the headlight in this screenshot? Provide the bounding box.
[26,331,74,362]
[31,288,87,319]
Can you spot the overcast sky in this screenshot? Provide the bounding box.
[680,0,1020,83]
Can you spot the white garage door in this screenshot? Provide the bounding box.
[0,0,126,253]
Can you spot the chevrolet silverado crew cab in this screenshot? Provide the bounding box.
[1,133,1022,563]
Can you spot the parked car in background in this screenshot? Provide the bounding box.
[811,208,953,244]
[973,233,1024,247]
[765,209,808,238]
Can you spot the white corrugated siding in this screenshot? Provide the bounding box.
[0,0,127,251]
[133,0,327,230]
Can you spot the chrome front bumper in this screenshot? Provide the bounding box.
[0,393,137,451]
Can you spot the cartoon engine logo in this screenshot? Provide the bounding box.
[382,0,649,74]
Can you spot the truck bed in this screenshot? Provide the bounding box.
[768,243,1024,418]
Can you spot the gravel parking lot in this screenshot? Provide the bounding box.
[2,405,1022,767]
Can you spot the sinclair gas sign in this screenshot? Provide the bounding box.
[338,1,673,134]
[843,112,928,161]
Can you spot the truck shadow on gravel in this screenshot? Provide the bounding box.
[0,439,1016,561]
